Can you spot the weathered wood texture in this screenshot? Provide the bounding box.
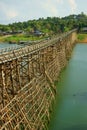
[0,29,77,130]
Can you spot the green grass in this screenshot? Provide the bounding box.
[77,33,87,41]
[0,34,47,43]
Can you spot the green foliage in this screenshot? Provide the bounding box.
[0,12,87,36]
[2,34,46,43]
[77,34,87,41]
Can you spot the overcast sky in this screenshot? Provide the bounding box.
[0,0,87,24]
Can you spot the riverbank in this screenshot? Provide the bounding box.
[0,35,12,42]
[77,33,87,43]
[0,34,48,44]
[1,33,87,44]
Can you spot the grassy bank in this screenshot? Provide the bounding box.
[0,34,47,43]
[1,33,87,44]
[77,33,87,43]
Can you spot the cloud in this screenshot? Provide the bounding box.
[68,0,77,13]
[6,10,18,19]
[0,0,86,24]
[0,1,18,19]
[41,0,63,17]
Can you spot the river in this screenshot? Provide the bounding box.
[49,43,87,130]
[0,42,20,49]
[0,42,22,54]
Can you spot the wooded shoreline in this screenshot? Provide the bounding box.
[77,33,87,43]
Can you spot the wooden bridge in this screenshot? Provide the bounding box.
[0,29,77,130]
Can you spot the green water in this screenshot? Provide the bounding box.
[49,43,87,130]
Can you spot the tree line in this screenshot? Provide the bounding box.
[0,12,87,36]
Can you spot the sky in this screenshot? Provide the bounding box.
[0,0,87,24]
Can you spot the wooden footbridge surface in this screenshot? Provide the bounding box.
[0,29,77,130]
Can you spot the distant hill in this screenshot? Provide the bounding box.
[0,12,87,36]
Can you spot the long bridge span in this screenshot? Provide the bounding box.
[0,29,77,130]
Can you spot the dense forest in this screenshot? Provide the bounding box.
[0,12,87,36]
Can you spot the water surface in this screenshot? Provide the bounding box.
[0,42,22,54]
[49,43,87,130]
[0,42,19,49]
